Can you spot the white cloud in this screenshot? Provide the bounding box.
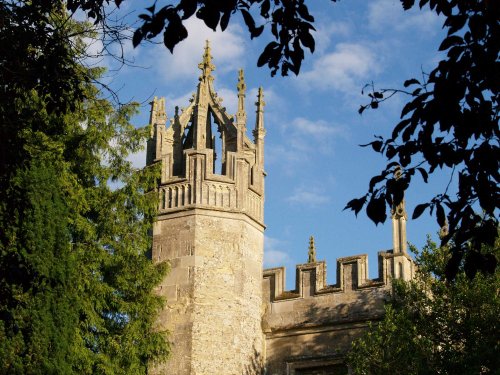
[298,43,377,93]
[264,236,292,268]
[288,117,347,153]
[289,117,345,138]
[313,21,352,54]
[267,117,347,172]
[149,18,247,83]
[367,0,442,34]
[166,91,196,113]
[286,185,330,206]
[80,35,106,69]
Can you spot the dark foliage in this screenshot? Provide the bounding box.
[347,0,499,280]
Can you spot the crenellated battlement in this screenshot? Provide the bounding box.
[262,245,415,373]
[263,250,414,304]
[261,240,415,359]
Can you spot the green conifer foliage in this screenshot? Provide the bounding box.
[0,5,169,373]
[0,157,78,375]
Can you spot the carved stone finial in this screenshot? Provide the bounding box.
[237,69,246,96]
[236,69,247,127]
[256,87,265,113]
[391,164,408,254]
[198,40,215,79]
[307,236,316,263]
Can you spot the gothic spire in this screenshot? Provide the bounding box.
[391,165,408,254]
[255,87,265,117]
[198,40,215,80]
[253,87,265,137]
[253,87,266,169]
[237,69,246,120]
[307,236,317,263]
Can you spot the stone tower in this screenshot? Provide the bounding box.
[147,41,266,375]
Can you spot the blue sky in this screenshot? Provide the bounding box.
[88,0,450,288]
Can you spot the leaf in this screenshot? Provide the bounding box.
[369,174,385,191]
[400,99,416,118]
[252,25,264,39]
[416,167,428,183]
[371,140,383,152]
[392,119,411,139]
[299,30,315,53]
[401,0,415,10]
[366,196,387,225]
[178,0,197,20]
[403,78,420,87]
[444,14,467,35]
[444,246,462,281]
[132,29,143,48]
[436,203,446,228]
[220,11,231,31]
[241,9,256,34]
[138,14,152,21]
[412,203,429,219]
[260,0,271,18]
[257,42,279,67]
[197,6,220,31]
[297,3,314,22]
[412,88,422,96]
[163,17,188,53]
[439,35,463,51]
[344,196,367,216]
[386,145,397,159]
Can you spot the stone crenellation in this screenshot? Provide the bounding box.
[262,249,414,375]
[263,250,415,303]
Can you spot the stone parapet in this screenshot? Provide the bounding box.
[263,250,415,304]
[262,251,415,374]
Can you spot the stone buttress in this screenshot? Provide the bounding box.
[147,42,266,375]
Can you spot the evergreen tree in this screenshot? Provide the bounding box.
[0,6,169,374]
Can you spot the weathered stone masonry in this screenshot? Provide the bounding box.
[147,42,266,375]
[147,42,415,375]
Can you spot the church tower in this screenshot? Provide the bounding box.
[147,42,266,374]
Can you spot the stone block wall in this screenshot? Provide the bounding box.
[151,209,264,375]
